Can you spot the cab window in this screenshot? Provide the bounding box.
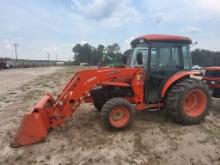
[131,47,148,67]
[150,47,181,70]
[182,45,191,70]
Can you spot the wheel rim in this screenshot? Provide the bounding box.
[184,89,207,117]
[109,106,130,128]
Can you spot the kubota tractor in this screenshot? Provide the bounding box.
[202,66,220,98]
[12,34,211,147]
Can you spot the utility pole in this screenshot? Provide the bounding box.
[55,53,58,66]
[14,43,18,67]
[47,52,50,66]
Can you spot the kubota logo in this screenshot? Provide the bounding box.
[84,76,97,85]
[106,70,120,76]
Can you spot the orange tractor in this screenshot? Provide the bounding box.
[12,34,211,147]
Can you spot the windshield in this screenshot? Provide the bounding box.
[129,43,191,70]
[131,47,148,67]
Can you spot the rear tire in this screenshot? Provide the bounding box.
[101,98,133,131]
[165,78,211,124]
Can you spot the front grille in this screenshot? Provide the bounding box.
[205,70,220,77]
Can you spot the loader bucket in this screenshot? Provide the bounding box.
[11,94,55,147]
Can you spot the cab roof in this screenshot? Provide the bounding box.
[131,34,192,46]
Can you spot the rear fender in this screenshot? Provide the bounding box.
[161,71,199,98]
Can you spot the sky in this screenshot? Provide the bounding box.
[0,0,220,61]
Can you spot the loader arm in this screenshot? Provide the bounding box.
[13,67,144,146]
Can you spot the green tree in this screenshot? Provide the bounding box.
[72,42,130,66]
[191,49,220,67]
[72,44,82,65]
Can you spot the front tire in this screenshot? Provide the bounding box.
[165,78,211,124]
[101,98,133,131]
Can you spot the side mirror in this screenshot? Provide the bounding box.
[137,52,143,65]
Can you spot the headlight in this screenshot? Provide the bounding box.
[211,81,216,85]
[139,39,145,43]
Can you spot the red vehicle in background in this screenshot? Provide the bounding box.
[202,67,220,98]
[0,58,7,69]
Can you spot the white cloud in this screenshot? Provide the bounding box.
[1,0,220,60]
[124,37,135,45]
[152,12,165,24]
[155,13,163,24]
[191,0,220,14]
[43,45,59,53]
[64,43,75,47]
[71,0,141,27]
[1,40,14,50]
[42,44,74,61]
[71,0,118,20]
[182,0,220,20]
[144,0,220,23]
[143,1,184,22]
[79,40,88,45]
[182,26,202,34]
[122,36,135,51]
[5,44,13,50]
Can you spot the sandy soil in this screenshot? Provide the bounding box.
[0,67,62,95]
[0,66,219,165]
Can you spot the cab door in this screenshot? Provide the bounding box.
[146,42,183,103]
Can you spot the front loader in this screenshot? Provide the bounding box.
[12,34,211,147]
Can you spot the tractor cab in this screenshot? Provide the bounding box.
[130,34,192,103]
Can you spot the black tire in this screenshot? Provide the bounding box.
[101,98,133,131]
[165,78,211,124]
[90,89,106,111]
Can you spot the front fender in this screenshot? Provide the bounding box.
[161,71,200,98]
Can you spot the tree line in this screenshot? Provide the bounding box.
[191,49,220,67]
[72,43,220,67]
[72,43,123,66]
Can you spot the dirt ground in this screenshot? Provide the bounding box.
[0,66,219,165]
[0,67,61,96]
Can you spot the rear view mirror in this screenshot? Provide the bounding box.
[137,52,143,65]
